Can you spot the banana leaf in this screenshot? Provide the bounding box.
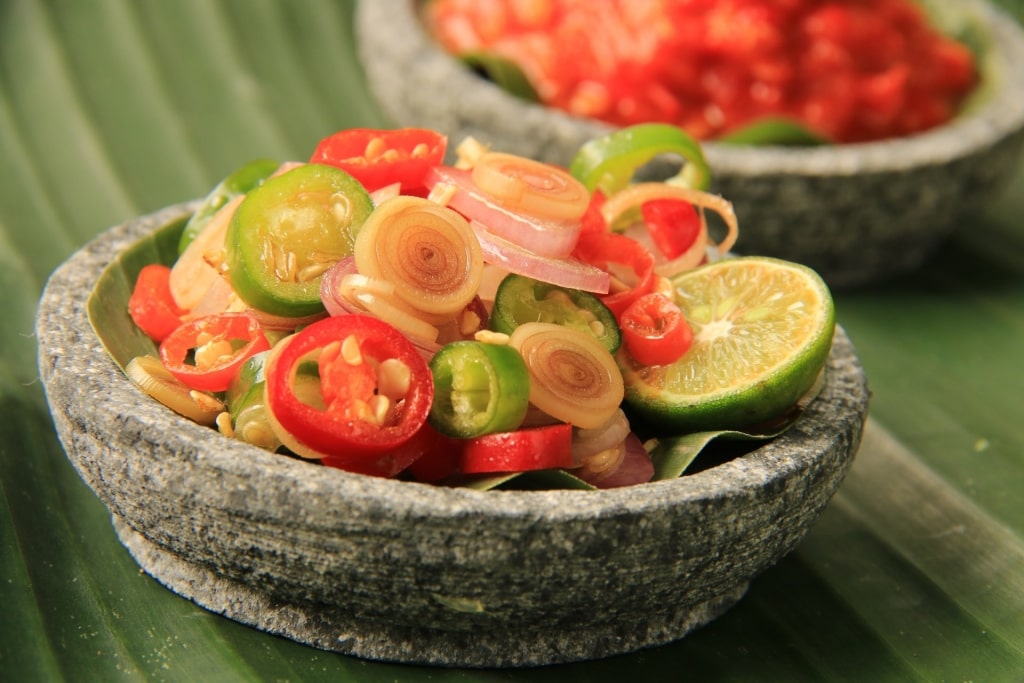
[2,0,1023,680]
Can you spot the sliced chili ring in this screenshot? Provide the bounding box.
[264,314,433,459]
[226,163,375,318]
[158,312,271,393]
[428,340,531,438]
[460,423,574,475]
[128,264,187,342]
[571,230,656,318]
[620,292,693,367]
[309,127,447,193]
[568,123,712,195]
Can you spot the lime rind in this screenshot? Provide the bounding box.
[619,256,835,434]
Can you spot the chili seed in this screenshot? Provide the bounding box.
[364,136,387,160]
[341,335,363,365]
[377,358,411,399]
[216,411,235,437]
[368,394,392,425]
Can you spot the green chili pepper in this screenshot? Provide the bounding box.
[568,123,712,194]
[225,351,281,451]
[428,341,531,438]
[226,163,374,318]
[178,158,280,254]
[489,273,621,354]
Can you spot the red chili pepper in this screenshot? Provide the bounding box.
[579,189,608,235]
[128,264,187,342]
[400,422,464,482]
[571,231,656,317]
[620,292,693,367]
[460,423,574,475]
[158,313,271,392]
[264,314,433,459]
[640,198,701,260]
[323,422,455,479]
[309,127,447,192]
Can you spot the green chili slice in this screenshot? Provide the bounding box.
[490,273,621,354]
[178,158,280,254]
[568,123,712,194]
[224,351,281,451]
[226,163,374,318]
[428,341,531,438]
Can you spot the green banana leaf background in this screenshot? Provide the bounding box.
[3,1,1024,680]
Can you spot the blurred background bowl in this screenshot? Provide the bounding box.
[36,203,870,668]
[356,0,1024,288]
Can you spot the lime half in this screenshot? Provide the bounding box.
[619,256,836,433]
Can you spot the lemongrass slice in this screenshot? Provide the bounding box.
[125,355,224,426]
[471,151,591,221]
[354,195,483,317]
[508,322,624,430]
[572,408,631,463]
[600,183,738,275]
[351,291,440,346]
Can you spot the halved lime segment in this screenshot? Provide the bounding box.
[619,256,836,433]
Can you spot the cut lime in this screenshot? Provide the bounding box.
[618,256,836,433]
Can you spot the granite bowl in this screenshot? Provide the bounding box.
[36,203,870,668]
[356,0,1024,289]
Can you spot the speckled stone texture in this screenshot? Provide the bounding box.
[357,0,1024,289]
[36,204,870,668]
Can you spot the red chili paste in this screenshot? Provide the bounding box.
[426,0,977,143]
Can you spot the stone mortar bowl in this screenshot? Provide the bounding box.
[357,0,1024,289]
[36,202,870,668]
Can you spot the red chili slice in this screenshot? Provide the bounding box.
[620,292,693,367]
[460,423,574,474]
[128,264,187,342]
[571,230,656,317]
[640,198,702,260]
[158,313,271,392]
[264,314,433,460]
[309,128,447,192]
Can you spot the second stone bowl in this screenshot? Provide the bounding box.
[356,0,1024,289]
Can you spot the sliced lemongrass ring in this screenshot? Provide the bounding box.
[355,195,483,317]
[472,151,591,222]
[352,291,440,346]
[125,355,224,426]
[508,322,624,430]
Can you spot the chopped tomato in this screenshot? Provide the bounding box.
[128,264,187,342]
[310,127,447,192]
[620,292,693,367]
[264,314,434,460]
[158,313,271,392]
